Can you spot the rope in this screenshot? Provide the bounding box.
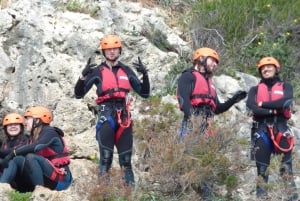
[267,124,294,153]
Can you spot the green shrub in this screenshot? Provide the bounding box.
[7,191,32,201]
[134,98,242,200]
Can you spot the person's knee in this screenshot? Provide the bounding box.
[25,153,37,162]
[119,150,132,167]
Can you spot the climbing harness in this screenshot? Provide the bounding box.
[48,159,67,181]
[115,95,132,143]
[178,106,214,141]
[116,95,132,128]
[194,105,214,136]
[96,95,133,143]
[267,124,294,153]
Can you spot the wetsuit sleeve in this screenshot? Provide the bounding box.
[214,94,236,114]
[0,149,12,158]
[14,130,57,155]
[124,66,150,98]
[177,72,194,118]
[261,82,293,109]
[0,135,30,157]
[246,86,272,117]
[74,67,102,99]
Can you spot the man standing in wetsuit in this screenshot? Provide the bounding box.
[74,34,150,186]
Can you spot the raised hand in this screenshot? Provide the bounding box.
[82,58,97,77]
[133,57,148,75]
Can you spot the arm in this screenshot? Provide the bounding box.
[215,90,247,114]
[177,71,194,118]
[122,64,150,98]
[74,67,102,98]
[0,135,30,157]
[214,95,236,114]
[0,149,12,158]
[246,86,272,117]
[15,129,58,155]
[261,82,293,109]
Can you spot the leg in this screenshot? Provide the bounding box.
[116,126,134,185]
[118,150,134,185]
[99,146,114,176]
[281,152,298,201]
[25,153,49,186]
[25,153,72,190]
[14,156,34,192]
[0,156,25,183]
[254,133,272,198]
[256,163,269,197]
[96,120,115,176]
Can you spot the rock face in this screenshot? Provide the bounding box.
[0,0,299,200]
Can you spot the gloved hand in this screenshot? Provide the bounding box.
[231,90,247,103]
[82,58,97,77]
[0,151,15,169]
[133,57,148,75]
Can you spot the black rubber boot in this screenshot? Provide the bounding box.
[256,165,269,198]
[119,150,134,186]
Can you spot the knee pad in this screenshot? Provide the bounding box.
[257,164,269,182]
[118,151,132,168]
[100,147,113,165]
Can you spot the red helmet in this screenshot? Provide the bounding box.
[193,47,219,63]
[257,57,280,71]
[24,106,52,124]
[2,113,24,126]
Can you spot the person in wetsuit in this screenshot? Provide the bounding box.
[176,47,247,200]
[246,57,298,200]
[74,34,150,185]
[0,106,73,191]
[177,47,247,137]
[0,113,32,192]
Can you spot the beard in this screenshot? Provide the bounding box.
[106,56,119,62]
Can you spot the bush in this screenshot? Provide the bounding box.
[7,191,32,201]
[134,99,242,200]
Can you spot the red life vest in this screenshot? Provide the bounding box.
[96,67,131,104]
[38,138,70,168]
[256,82,291,119]
[190,72,217,110]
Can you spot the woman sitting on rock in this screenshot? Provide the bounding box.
[0,106,73,191]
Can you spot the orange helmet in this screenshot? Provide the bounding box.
[193,47,219,63]
[2,113,25,126]
[24,106,52,124]
[257,57,280,71]
[100,34,122,50]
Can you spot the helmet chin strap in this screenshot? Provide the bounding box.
[199,57,211,78]
[202,57,208,72]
